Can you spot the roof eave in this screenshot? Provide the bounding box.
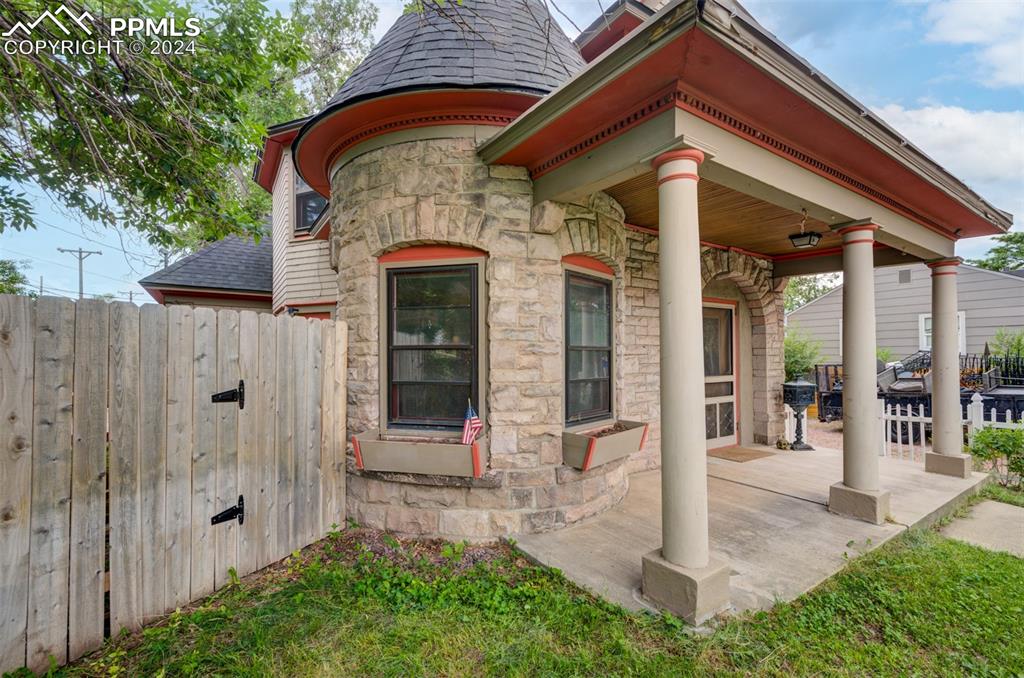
[479,0,1012,235]
[574,0,653,48]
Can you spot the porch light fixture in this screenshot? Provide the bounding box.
[788,209,822,249]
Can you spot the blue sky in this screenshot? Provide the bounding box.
[1,0,1021,302]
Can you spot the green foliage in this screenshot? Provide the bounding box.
[784,327,822,381]
[876,346,894,363]
[969,231,1024,272]
[990,327,1024,356]
[784,273,840,313]
[0,259,31,295]
[56,530,1024,677]
[0,0,305,247]
[970,425,1024,487]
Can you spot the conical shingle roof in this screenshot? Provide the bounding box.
[327,0,586,110]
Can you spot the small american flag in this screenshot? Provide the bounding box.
[461,400,483,445]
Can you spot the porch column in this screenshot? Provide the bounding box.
[925,258,972,477]
[828,221,891,524]
[641,148,730,625]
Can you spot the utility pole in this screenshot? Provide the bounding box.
[120,289,135,303]
[38,276,43,296]
[57,247,102,299]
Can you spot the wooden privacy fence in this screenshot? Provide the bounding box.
[0,295,347,673]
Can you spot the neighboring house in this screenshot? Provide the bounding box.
[787,263,1024,362]
[148,0,1015,623]
[139,234,273,313]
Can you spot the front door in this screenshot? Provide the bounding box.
[703,302,738,448]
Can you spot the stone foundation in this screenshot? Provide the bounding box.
[330,132,786,540]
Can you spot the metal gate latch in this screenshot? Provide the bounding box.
[211,379,244,409]
[211,495,244,526]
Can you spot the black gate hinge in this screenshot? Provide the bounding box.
[211,379,244,409]
[211,495,244,526]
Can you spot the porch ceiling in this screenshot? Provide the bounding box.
[605,172,837,257]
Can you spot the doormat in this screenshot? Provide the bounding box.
[708,446,774,463]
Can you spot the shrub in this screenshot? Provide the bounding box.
[990,327,1024,357]
[876,347,894,364]
[969,424,1024,488]
[784,328,822,381]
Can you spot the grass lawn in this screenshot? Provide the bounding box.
[982,483,1024,508]
[41,521,1023,678]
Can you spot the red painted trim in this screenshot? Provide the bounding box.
[657,172,700,185]
[837,224,879,236]
[926,258,962,269]
[843,238,876,246]
[378,245,488,263]
[144,286,272,305]
[581,437,597,472]
[471,441,481,478]
[578,11,645,63]
[273,299,336,315]
[931,271,958,277]
[351,435,364,470]
[625,222,659,236]
[703,297,741,447]
[772,245,844,262]
[303,312,332,319]
[726,245,773,262]
[639,423,650,451]
[294,90,539,196]
[255,128,299,193]
[652,148,705,169]
[562,254,614,276]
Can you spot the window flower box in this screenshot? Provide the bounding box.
[351,431,484,478]
[562,420,648,471]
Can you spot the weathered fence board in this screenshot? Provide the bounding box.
[165,306,194,610]
[138,303,168,624]
[275,314,295,559]
[237,311,260,577]
[0,295,35,671]
[214,310,240,589]
[256,312,278,570]
[0,296,346,674]
[191,307,217,599]
[26,297,74,672]
[68,300,108,661]
[109,302,143,635]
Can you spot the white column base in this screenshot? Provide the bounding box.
[641,549,731,625]
[828,482,891,525]
[925,452,972,479]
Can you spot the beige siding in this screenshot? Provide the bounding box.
[788,263,1024,363]
[270,150,338,312]
[161,295,272,313]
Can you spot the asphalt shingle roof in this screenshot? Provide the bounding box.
[139,234,272,293]
[326,0,586,110]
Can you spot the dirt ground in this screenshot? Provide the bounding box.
[806,417,932,460]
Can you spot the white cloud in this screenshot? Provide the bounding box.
[921,0,1024,87]
[873,103,1023,257]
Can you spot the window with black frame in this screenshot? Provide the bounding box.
[387,264,478,429]
[565,271,612,424]
[294,177,327,233]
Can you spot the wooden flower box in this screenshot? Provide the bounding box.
[351,431,484,478]
[562,420,648,471]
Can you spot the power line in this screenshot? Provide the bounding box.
[0,247,132,284]
[57,247,103,299]
[35,218,155,259]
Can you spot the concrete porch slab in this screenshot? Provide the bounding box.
[514,446,988,615]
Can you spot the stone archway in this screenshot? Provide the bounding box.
[700,247,786,444]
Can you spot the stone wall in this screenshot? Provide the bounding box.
[329,133,786,540]
[330,135,632,540]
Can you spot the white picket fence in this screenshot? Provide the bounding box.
[878,392,1023,461]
